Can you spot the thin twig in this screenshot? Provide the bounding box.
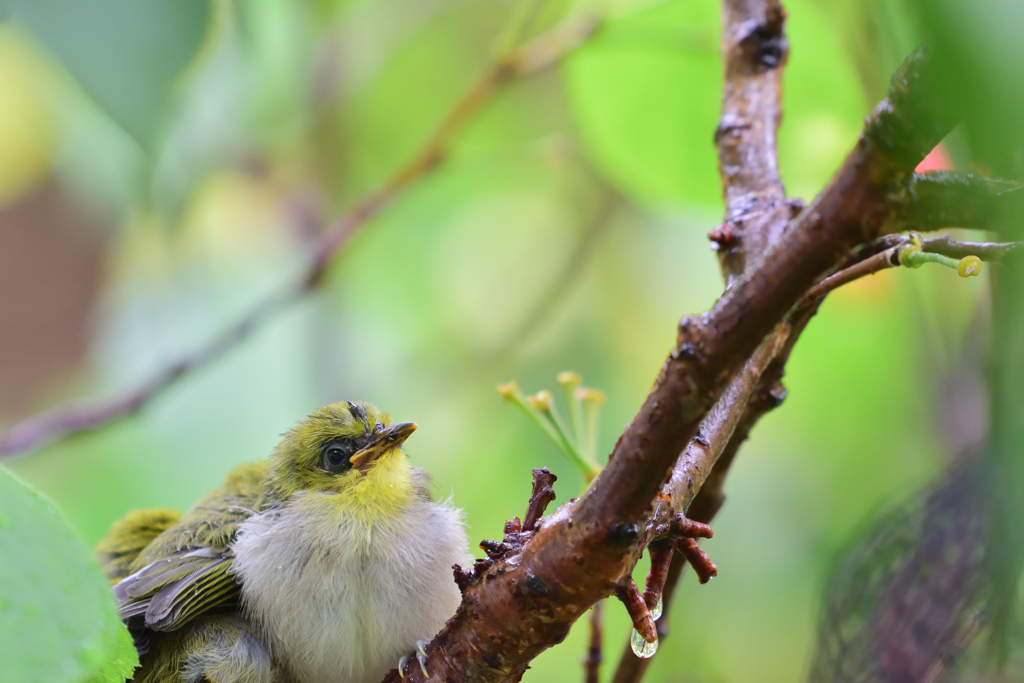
[615,580,657,644]
[493,190,623,357]
[677,539,718,584]
[641,542,674,611]
[806,247,901,300]
[584,599,603,683]
[805,234,1023,304]
[688,229,1011,512]
[0,16,600,458]
[523,467,558,531]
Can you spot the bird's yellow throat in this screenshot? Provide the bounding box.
[296,450,416,525]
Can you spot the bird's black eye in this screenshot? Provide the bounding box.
[321,440,355,474]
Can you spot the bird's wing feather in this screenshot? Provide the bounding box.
[95,508,183,583]
[110,462,267,633]
[114,548,238,631]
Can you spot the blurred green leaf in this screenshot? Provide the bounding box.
[776,0,866,200]
[563,0,721,207]
[5,0,213,143]
[0,466,137,683]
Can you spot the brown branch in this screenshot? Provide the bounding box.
[609,255,851,683]
[651,323,791,530]
[610,232,904,683]
[613,4,792,677]
[637,226,1011,682]
[615,23,965,683]
[583,600,603,683]
[452,469,560,600]
[0,16,599,459]
[713,0,790,284]
[611,323,790,683]
[592,42,956,552]
[379,49,957,683]
[673,516,714,539]
[677,188,1023,621]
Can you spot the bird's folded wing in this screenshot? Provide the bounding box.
[96,508,184,583]
[113,546,239,632]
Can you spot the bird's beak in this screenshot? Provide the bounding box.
[349,422,417,471]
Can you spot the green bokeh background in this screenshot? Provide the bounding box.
[0,0,1007,680]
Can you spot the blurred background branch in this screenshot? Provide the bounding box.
[0,14,598,458]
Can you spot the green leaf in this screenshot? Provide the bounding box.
[0,466,138,683]
[4,0,214,144]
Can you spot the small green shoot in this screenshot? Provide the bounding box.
[898,233,983,278]
[499,373,605,484]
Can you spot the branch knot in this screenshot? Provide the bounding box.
[733,7,788,73]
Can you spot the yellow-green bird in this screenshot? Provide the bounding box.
[96,401,471,683]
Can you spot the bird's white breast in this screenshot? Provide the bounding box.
[231,491,471,683]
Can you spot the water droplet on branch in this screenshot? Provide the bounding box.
[650,595,663,621]
[630,628,658,658]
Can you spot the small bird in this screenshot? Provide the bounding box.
[96,401,471,683]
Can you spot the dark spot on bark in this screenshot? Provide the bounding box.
[523,570,548,597]
[694,433,710,447]
[736,15,788,73]
[482,651,502,669]
[756,33,787,69]
[606,523,640,546]
[673,344,698,361]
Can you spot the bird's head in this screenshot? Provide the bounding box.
[263,401,418,507]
